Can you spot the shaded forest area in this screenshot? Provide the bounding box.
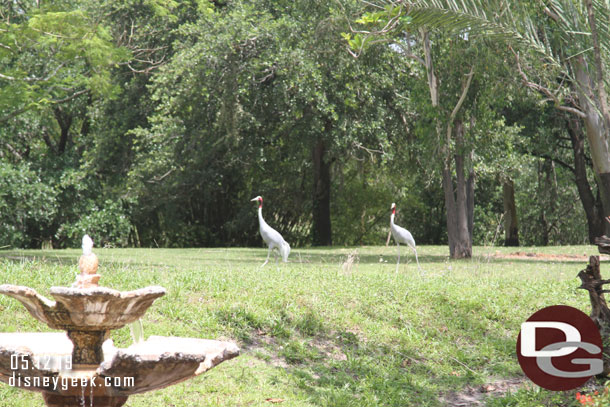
[1,0,608,256]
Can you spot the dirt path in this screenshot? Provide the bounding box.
[492,251,609,262]
[440,378,527,406]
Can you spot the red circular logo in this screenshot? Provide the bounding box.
[516,305,603,391]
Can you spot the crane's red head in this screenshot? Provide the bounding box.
[250,196,263,208]
[391,202,396,215]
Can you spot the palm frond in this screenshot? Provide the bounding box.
[397,1,555,60]
[591,0,610,63]
[357,0,610,96]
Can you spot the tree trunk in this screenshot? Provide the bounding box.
[466,138,475,244]
[442,155,458,257]
[453,121,472,258]
[567,117,604,243]
[537,159,552,245]
[598,173,610,236]
[312,138,332,246]
[502,178,519,246]
[573,56,610,236]
[422,29,473,258]
[441,122,472,259]
[53,107,72,154]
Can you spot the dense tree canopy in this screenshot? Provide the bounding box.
[0,0,605,252]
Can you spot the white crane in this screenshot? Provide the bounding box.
[390,203,421,273]
[251,196,290,266]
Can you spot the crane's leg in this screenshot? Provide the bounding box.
[395,243,400,273]
[262,246,271,267]
[411,245,422,275]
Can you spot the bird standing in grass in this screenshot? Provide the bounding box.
[390,203,421,273]
[251,196,290,266]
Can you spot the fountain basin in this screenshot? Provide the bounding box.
[0,332,239,405]
[0,284,166,331]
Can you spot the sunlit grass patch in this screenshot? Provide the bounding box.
[0,245,598,406]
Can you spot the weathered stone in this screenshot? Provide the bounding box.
[0,283,240,407]
[100,336,240,395]
[0,284,166,330]
[78,253,99,275]
[43,393,128,407]
[66,330,109,365]
[72,273,101,289]
[0,332,239,401]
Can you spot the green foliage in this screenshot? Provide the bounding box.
[0,162,57,247]
[56,199,132,248]
[0,0,599,248]
[0,2,128,119]
[125,0,410,246]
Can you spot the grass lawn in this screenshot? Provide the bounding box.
[0,245,601,406]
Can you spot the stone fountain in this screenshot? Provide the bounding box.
[0,236,239,406]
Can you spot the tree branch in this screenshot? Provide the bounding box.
[147,168,175,183]
[0,87,88,126]
[392,41,426,65]
[352,141,385,159]
[0,62,66,83]
[422,29,438,107]
[543,7,560,23]
[449,66,475,124]
[511,47,587,119]
[2,142,24,160]
[534,152,575,173]
[0,106,28,124]
[556,105,589,117]
[41,128,57,154]
[50,88,89,104]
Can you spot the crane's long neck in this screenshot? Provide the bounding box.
[258,206,266,226]
[390,209,395,226]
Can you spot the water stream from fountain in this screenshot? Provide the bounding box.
[90,380,94,407]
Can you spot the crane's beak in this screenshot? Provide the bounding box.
[250,197,258,202]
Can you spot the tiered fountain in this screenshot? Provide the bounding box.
[0,236,239,406]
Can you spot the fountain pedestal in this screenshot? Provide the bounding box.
[43,393,128,407]
[66,330,109,365]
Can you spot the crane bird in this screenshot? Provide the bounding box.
[251,196,290,266]
[390,203,421,273]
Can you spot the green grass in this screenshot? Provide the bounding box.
[0,245,598,406]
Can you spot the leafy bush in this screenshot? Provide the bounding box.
[56,199,132,248]
[0,163,57,248]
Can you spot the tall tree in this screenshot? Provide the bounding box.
[346,5,519,257]
[0,0,133,247]
[361,0,610,240]
[129,0,405,247]
[0,1,126,124]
